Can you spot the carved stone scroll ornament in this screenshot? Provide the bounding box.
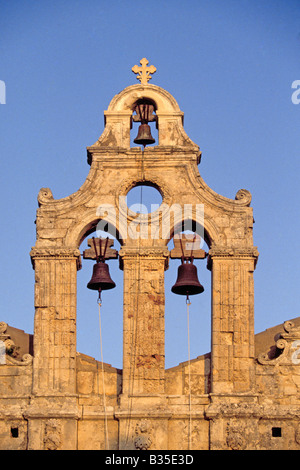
[257,321,300,365]
[235,188,252,206]
[5,354,33,366]
[37,187,54,206]
[0,322,33,366]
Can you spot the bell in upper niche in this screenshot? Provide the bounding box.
[134,123,155,146]
[171,259,204,297]
[133,100,156,147]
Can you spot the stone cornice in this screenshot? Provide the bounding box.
[209,246,259,257]
[118,246,169,257]
[207,246,259,270]
[118,246,170,270]
[205,402,300,420]
[30,247,82,270]
[87,146,201,164]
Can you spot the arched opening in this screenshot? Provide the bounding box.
[77,225,124,370]
[165,226,211,369]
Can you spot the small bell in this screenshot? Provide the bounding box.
[134,123,155,147]
[87,261,116,292]
[171,259,204,297]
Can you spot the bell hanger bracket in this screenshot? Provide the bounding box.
[83,237,118,262]
[170,234,207,261]
[132,99,157,125]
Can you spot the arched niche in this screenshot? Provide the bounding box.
[165,228,211,369]
[163,213,214,370]
[77,224,123,368]
[88,83,199,151]
[106,84,182,114]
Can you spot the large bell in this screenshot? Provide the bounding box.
[171,260,204,296]
[87,261,116,292]
[134,123,155,147]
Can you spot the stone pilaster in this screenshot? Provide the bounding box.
[208,247,259,394]
[119,246,169,396]
[30,247,81,396]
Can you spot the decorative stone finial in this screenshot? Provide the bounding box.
[132,58,156,84]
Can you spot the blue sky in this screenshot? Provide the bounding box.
[0,0,299,369]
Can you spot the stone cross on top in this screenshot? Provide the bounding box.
[132,58,156,85]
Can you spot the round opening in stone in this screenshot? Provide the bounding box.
[126,183,163,214]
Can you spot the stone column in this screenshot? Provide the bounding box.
[119,246,169,396]
[30,247,81,395]
[208,247,259,394]
[27,247,81,450]
[117,246,169,450]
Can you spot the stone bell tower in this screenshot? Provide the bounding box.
[27,58,260,450]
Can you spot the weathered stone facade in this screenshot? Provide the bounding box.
[1,62,299,450]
